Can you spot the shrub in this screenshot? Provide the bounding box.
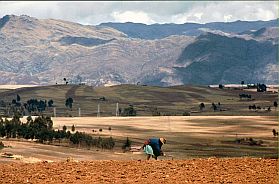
[121,105,136,116]
[71,124,75,132]
[0,141,4,149]
[122,137,131,151]
[182,112,190,116]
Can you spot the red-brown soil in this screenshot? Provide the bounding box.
[0,158,277,184]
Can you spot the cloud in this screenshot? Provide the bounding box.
[111,11,155,24]
[0,1,277,25]
[169,1,278,24]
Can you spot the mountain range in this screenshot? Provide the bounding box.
[0,15,278,86]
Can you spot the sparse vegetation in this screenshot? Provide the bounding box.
[65,97,73,110]
[121,105,136,116]
[211,103,217,111]
[71,124,75,132]
[257,83,267,92]
[274,101,278,109]
[235,137,263,146]
[182,111,190,116]
[199,103,205,111]
[122,137,131,151]
[0,141,4,149]
[0,84,277,117]
[272,129,278,137]
[239,93,251,100]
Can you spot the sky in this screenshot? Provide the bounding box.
[0,1,278,25]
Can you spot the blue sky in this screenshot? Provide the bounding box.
[0,1,278,25]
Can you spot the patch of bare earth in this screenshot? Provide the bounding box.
[0,158,277,183]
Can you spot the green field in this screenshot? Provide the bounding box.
[0,84,277,117]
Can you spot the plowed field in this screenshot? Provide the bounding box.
[0,158,277,184]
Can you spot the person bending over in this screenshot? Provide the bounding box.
[142,137,166,160]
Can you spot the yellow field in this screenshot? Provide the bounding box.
[2,115,275,163]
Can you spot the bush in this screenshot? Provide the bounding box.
[121,105,136,116]
[182,112,190,116]
[0,141,4,149]
[122,137,131,151]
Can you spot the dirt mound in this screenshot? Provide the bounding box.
[0,158,277,183]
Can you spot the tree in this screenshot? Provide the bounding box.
[62,125,67,132]
[218,84,224,89]
[211,103,217,111]
[272,129,278,137]
[71,124,75,132]
[241,81,244,85]
[48,99,54,107]
[122,137,131,151]
[274,101,278,109]
[16,94,21,102]
[199,103,205,111]
[257,83,267,92]
[65,97,74,110]
[121,105,136,116]
[12,99,17,105]
[63,78,67,84]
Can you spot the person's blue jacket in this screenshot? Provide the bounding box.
[148,138,163,157]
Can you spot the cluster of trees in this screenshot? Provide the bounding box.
[1,94,76,117]
[0,115,53,143]
[119,105,136,116]
[248,105,268,111]
[199,102,221,111]
[257,83,267,92]
[235,137,263,146]
[70,132,115,149]
[239,93,252,99]
[248,101,277,111]
[1,94,55,116]
[25,99,54,112]
[0,115,115,149]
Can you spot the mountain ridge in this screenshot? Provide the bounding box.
[0,15,278,86]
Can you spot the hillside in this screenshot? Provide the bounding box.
[174,32,278,85]
[99,19,278,39]
[0,15,194,86]
[0,15,278,86]
[0,84,277,117]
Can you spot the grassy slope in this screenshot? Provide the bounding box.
[0,84,277,117]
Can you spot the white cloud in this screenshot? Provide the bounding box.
[169,1,278,24]
[224,15,233,22]
[0,1,277,25]
[111,11,155,24]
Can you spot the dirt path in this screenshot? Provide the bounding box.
[65,85,79,99]
[0,158,277,183]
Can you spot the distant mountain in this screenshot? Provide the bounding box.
[0,15,194,86]
[172,33,278,85]
[99,19,278,39]
[0,15,278,86]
